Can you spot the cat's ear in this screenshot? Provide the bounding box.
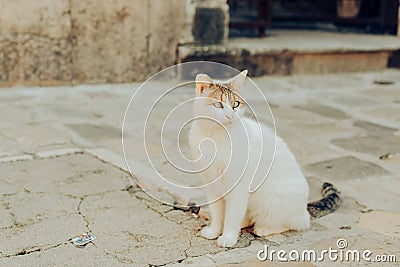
[195,74,212,95]
[231,70,248,91]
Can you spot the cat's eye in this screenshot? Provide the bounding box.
[213,102,224,109]
[232,101,241,109]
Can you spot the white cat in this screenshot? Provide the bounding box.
[188,71,340,248]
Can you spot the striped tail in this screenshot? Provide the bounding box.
[307,183,341,218]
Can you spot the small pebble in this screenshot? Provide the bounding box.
[373,79,395,85]
[361,208,373,213]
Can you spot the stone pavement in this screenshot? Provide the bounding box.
[0,70,399,266]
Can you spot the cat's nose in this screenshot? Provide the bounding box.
[225,114,233,121]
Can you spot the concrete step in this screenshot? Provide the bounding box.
[179,30,400,76]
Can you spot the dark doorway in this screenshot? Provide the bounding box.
[228,0,399,37]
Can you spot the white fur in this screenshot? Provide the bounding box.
[189,72,310,247]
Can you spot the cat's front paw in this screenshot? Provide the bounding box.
[201,226,220,240]
[217,234,238,248]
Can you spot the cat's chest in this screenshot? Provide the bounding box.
[191,126,244,164]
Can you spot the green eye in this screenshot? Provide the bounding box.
[213,102,224,109]
[232,101,241,109]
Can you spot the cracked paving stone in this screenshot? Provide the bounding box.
[234,232,256,248]
[1,124,72,150]
[184,236,225,258]
[78,190,226,266]
[358,210,400,238]
[0,214,84,256]
[382,152,400,165]
[164,210,195,224]
[365,106,400,125]
[0,153,133,259]
[332,135,400,157]
[363,88,400,103]
[66,123,121,141]
[181,216,205,231]
[0,105,33,126]
[0,153,130,197]
[320,175,400,213]
[0,178,21,196]
[353,120,398,135]
[49,106,101,121]
[285,73,363,90]
[0,209,13,229]
[305,156,389,181]
[294,103,349,120]
[0,243,123,266]
[0,136,20,157]
[331,94,377,107]
[4,192,79,228]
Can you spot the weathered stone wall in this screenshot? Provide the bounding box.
[0,0,185,86]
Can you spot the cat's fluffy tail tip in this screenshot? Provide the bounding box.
[307,182,341,218]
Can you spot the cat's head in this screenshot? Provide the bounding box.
[193,70,248,125]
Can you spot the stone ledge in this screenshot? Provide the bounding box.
[179,30,400,76]
[180,49,394,76]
